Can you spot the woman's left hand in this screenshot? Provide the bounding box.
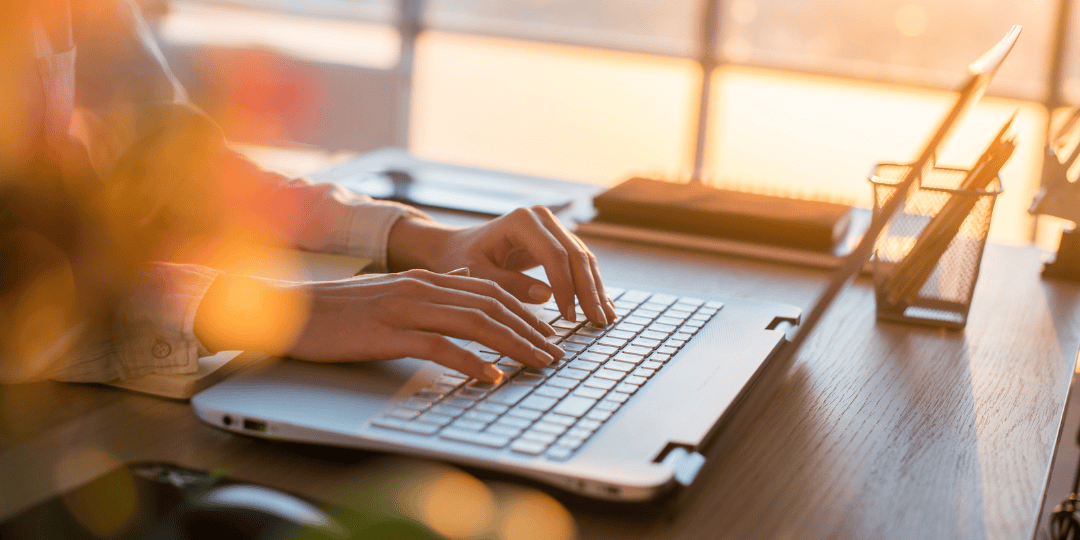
[387,206,617,326]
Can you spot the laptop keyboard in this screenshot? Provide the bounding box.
[370,288,723,461]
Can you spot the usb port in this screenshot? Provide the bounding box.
[242,418,267,433]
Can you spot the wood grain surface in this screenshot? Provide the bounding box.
[1,241,1078,540]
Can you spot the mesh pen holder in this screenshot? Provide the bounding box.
[870,163,1003,329]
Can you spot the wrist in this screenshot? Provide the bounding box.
[386,214,457,272]
[194,274,310,355]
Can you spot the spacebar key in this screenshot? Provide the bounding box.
[440,428,511,448]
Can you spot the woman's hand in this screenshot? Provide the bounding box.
[194,269,565,382]
[387,206,617,326]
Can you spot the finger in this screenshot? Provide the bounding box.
[570,234,617,323]
[400,331,504,383]
[423,271,557,339]
[412,303,556,369]
[477,265,552,305]
[530,207,608,326]
[504,208,579,322]
[412,276,564,361]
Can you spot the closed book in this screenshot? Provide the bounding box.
[592,177,853,251]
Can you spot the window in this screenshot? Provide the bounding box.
[161,0,1076,246]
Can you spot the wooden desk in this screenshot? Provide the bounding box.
[2,239,1078,540]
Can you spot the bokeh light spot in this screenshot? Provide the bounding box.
[416,470,495,539]
[498,490,577,540]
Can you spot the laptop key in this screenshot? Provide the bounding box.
[565,335,594,345]
[607,392,630,403]
[486,424,524,438]
[573,386,606,399]
[543,413,577,426]
[417,412,454,426]
[451,419,487,431]
[648,322,676,333]
[561,342,587,353]
[522,430,558,444]
[476,402,510,415]
[612,352,644,364]
[371,417,440,435]
[631,337,661,349]
[545,377,578,390]
[597,336,628,348]
[555,368,589,381]
[432,405,465,417]
[508,407,544,421]
[440,428,511,448]
[495,416,533,429]
[515,373,545,386]
[624,375,647,386]
[533,385,570,399]
[577,324,606,337]
[616,382,641,394]
[584,377,618,390]
[596,400,621,412]
[576,418,602,431]
[519,395,558,412]
[567,428,593,440]
[568,359,601,372]
[639,360,662,371]
[623,345,653,356]
[649,294,678,306]
[510,439,548,455]
[546,446,574,461]
[385,407,421,420]
[445,397,476,408]
[586,409,614,422]
[435,374,467,388]
[587,344,618,355]
[593,369,625,382]
[488,384,532,406]
[464,410,499,423]
[604,360,635,372]
[557,435,587,449]
[553,396,598,417]
[532,422,569,436]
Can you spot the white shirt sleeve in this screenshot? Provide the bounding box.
[45,159,430,383]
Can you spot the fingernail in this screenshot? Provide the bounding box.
[528,284,551,302]
[595,308,608,326]
[483,364,504,384]
[564,308,576,322]
[541,321,555,336]
[535,348,555,366]
[448,267,470,276]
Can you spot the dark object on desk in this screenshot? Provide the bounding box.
[0,462,442,540]
[1036,365,1080,540]
[1043,228,1080,282]
[592,177,854,252]
[347,167,573,217]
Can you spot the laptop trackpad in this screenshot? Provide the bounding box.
[197,356,440,434]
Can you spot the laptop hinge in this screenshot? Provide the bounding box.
[660,446,707,487]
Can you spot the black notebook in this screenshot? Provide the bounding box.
[591,177,854,251]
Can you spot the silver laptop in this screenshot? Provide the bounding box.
[192,27,1019,502]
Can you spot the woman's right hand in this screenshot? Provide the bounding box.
[194,269,565,383]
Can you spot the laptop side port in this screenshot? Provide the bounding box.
[242,418,268,433]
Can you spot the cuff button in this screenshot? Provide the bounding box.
[152,341,172,359]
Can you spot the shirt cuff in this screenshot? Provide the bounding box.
[110,263,222,380]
